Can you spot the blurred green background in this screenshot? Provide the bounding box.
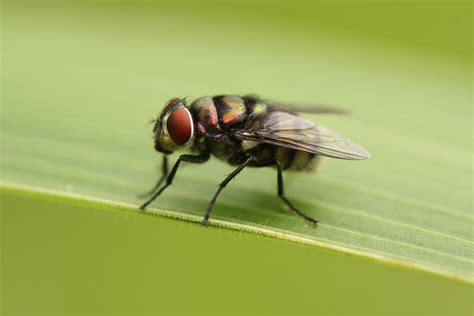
[1,1,472,315]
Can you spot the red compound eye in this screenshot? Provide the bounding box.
[167,107,193,145]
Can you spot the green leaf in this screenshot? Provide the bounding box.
[1,0,472,290]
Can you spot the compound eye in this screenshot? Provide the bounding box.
[167,107,193,145]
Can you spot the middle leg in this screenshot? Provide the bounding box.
[202,156,253,226]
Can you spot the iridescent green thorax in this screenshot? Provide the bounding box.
[214,95,247,125]
[190,95,267,135]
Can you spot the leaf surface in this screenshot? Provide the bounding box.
[1,2,472,283]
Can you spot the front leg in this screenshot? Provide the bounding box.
[139,155,169,198]
[139,152,210,210]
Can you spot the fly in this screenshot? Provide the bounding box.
[139,95,370,226]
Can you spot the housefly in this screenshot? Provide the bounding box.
[139,95,370,226]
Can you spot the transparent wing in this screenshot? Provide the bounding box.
[267,102,348,115]
[235,111,370,160]
[244,94,348,114]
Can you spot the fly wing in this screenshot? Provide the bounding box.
[235,111,370,160]
[244,95,347,114]
[267,102,348,115]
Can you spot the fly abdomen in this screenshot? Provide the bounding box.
[288,151,318,171]
[274,147,297,169]
[248,143,317,172]
[275,147,317,171]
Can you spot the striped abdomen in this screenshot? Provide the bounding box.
[248,143,318,171]
[276,147,318,171]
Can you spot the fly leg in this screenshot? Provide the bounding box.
[202,156,253,227]
[274,160,319,225]
[139,152,210,210]
[139,155,169,198]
